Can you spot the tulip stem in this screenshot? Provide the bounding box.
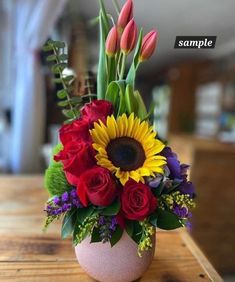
[119,53,127,80]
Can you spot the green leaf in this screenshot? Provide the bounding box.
[52,40,66,48]
[57,89,68,99]
[105,80,126,116]
[131,221,143,244]
[156,209,183,230]
[76,206,95,224]
[134,90,147,120]
[100,199,120,216]
[90,226,102,243]
[99,0,110,37]
[142,102,155,121]
[53,78,63,84]
[110,226,123,247]
[62,109,75,119]
[63,75,75,83]
[149,212,158,227]
[61,209,76,239]
[51,63,67,74]
[125,84,138,115]
[97,11,108,100]
[125,220,134,237]
[42,44,53,52]
[58,54,68,61]
[46,54,57,62]
[57,100,69,107]
[126,29,143,87]
[69,96,82,105]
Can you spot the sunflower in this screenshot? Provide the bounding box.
[90,113,166,185]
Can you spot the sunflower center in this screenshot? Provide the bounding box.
[106,137,146,171]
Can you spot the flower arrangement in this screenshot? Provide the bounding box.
[43,0,196,256]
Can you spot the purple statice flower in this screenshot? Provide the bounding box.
[45,188,82,217]
[178,181,195,198]
[98,216,118,242]
[61,191,69,202]
[53,196,60,205]
[109,217,117,231]
[173,204,188,218]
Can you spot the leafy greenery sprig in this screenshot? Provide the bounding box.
[43,40,96,123]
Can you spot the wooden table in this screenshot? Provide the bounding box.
[0,176,223,282]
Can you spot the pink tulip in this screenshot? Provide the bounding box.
[117,0,133,32]
[106,26,119,57]
[120,19,137,54]
[139,30,158,61]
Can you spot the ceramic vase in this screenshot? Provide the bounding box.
[75,230,155,282]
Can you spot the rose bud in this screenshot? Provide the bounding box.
[117,0,133,32]
[105,26,119,57]
[120,19,137,54]
[139,30,158,62]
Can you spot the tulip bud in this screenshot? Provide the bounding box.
[139,30,158,62]
[120,19,137,54]
[106,26,119,57]
[117,0,133,32]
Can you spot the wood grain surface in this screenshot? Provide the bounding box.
[0,175,223,282]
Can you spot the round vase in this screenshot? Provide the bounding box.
[75,230,155,282]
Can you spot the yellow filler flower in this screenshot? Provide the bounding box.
[90,113,166,185]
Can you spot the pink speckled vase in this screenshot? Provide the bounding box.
[75,230,155,282]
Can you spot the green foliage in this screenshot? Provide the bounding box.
[126,29,143,87]
[43,39,93,123]
[110,226,123,247]
[53,143,63,156]
[134,90,148,120]
[124,220,143,244]
[43,214,61,232]
[100,199,120,216]
[90,226,102,243]
[77,206,96,224]
[125,84,138,115]
[105,80,126,116]
[73,214,98,246]
[61,209,77,239]
[44,161,71,197]
[149,212,158,227]
[97,9,108,100]
[156,208,183,230]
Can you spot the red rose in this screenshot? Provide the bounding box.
[81,100,113,125]
[54,141,95,186]
[121,180,157,221]
[77,167,118,207]
[59,118,90,145]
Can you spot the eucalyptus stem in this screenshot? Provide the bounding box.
[119,53,127,80]
[52,46,76,118]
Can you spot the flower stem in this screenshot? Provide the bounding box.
[119,53,127,80]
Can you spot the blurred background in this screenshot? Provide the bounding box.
[1,0,235,279]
